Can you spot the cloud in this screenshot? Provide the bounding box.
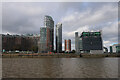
[59,3,118,50]
[61,3,117,29]
[63,25,89,39]
[2,2,47,34]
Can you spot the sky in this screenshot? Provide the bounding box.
[2,2,118,51]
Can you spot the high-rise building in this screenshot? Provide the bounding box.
[44,15,54,52]
[75,32,79,53]
[56,23,62,53]
[64,39,71,52]
[39,27,47,53]
[39,15,54,53]
[44,15,54,29]
[75,31,103,54]
[39,27,51,53]
[110,46,113,53]
[82,32,103,51]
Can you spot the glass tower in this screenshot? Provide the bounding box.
[75,32,79,53]
[39,27,51,53]
[56,23,62,53]
[44,15,54,52]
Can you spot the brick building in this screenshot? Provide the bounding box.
[2,34,40,53]
[64,39,71,52]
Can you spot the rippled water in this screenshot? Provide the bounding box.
[2,58,118,78]
[0,58,2,79]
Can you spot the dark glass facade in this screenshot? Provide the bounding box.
[81,32,103,51]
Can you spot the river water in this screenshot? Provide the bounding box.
[2,58,119,78]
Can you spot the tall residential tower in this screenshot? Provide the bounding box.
[44,15,54,52]
[75,32,79,53]
[38,27,51,53]
[56,23,62,53]
[39,15,54,53]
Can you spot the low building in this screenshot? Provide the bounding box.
[2,34,40,53]
[110,44,120,53]
[64,39,71,52]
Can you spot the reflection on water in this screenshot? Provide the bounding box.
[2,58,118,78]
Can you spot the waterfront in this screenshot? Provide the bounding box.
[2,53,120,58]
[2,58,118,78]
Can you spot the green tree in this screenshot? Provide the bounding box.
[72,50,76,54]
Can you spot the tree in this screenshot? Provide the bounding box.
[72,50,76,54]
[31,46,38,53]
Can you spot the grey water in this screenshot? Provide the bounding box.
[2,58,119,78]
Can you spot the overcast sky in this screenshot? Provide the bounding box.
[2,2,118,50]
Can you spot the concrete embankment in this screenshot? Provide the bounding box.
[79,53,119,58]
[2,53,120,58]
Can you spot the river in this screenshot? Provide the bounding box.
[2,58,119,78]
